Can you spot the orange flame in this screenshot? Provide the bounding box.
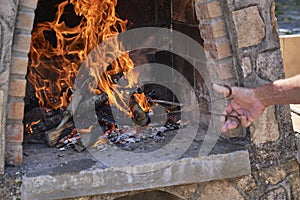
[133,93,151,113]
[28,0,142,113]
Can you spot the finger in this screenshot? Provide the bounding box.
[225,104,235,115]
[221,118,239,132]
[212,84,233,98]
[239,115,253,128]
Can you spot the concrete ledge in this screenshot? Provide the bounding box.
[22,150,250,200]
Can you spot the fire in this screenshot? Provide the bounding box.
[27,0,146,113]
[26,120,41,134]
[133,93,151,113]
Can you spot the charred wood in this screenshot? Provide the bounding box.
[129,96,151,127]
[30,111,63,134]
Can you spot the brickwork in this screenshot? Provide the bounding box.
[5,0,37,165]
[195,0,235,85]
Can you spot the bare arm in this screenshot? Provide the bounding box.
[255,74,300,106]
[213,74,300,132]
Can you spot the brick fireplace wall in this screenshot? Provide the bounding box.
[0,0,37,171]
[0,0,299,199]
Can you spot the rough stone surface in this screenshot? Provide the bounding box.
[195,0,223,20]
[289,173,300,200]
[0,168,22,200]
[251,106,280,144]
[241,57,252,78]
[283,160,299,174]
[0,68,9,85]
[256,50,285,81]
[237,174,257,193]
[0,0,14,20]
[217,59,234,80]
[259,166,286,185]
[260,187,287,200]
[199,19,227,40]
[204,39,232,59]
[199,180,244,200]
[161,183,201,199]
[232,6,265,48]
[21,151,251,200]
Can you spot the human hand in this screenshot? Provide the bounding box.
[212,84,266,132]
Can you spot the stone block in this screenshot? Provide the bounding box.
[21,151,251,199]
[9,79,27,97]
[11,56,29,75]
[283,160,299,174]
[259,166,287,185]
[16,11,35,31]
[199,180,244,200]
[256,50,284,81]
[199,19,227,40]
[289,173,300,200]
[6,124,24,143]
[260,187,287,200]
[12,33,32,53]
[232,6,265,48]
[251,106,280,144]
[237,174,257,193]
[217,59,234,80]
[204,39,232,60]
[8,101,25,120]
[195,0,223,20]
[19,0,38,9]
[241,57,252,78]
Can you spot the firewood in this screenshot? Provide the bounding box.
[30,112,63,134]
[129,96,151,126]
[74,125,105,152]
[45,121,74,147]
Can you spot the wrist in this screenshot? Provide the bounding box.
[253,84,272,108]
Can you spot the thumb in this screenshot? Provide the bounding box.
[212,84,234,98]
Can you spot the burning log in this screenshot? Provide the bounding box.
[129,95,151,126]
[45,121,74,147]
[28,110,63,135]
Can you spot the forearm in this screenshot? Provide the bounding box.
[254,74,300,106]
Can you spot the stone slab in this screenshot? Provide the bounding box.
[22,150,250,200]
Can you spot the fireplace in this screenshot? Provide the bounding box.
[0,0,298,199]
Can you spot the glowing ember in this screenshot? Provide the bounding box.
[27,0,149,113]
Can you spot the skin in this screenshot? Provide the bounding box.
[213,74,300,132]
